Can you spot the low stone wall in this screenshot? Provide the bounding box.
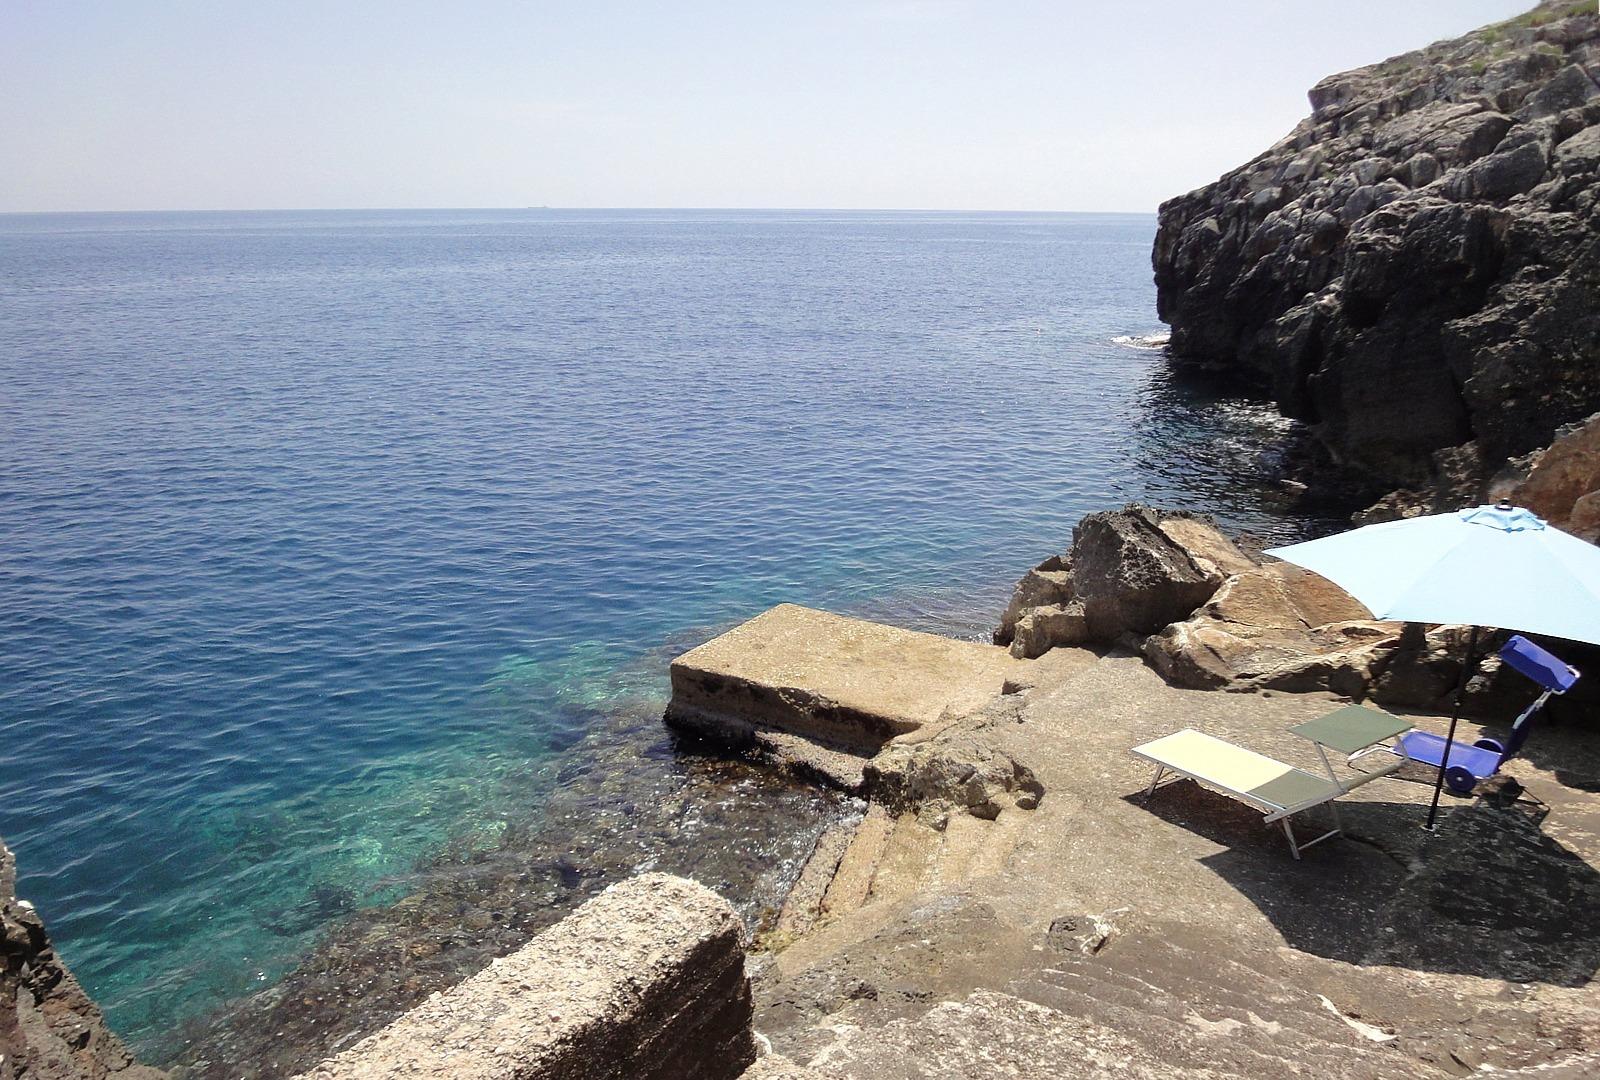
[1,837,165,1080]
[297,873,756,1080]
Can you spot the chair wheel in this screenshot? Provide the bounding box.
[1445,766,1477,796]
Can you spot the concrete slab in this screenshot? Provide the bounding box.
[667,604,1028,753]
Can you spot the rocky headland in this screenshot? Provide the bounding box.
[1155,0,1600,521]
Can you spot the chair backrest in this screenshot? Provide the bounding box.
[1499,692,1551,761]
[1499,635,1580,693]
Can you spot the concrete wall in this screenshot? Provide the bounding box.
[298,873,757,1080]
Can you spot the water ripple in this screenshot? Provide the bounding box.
[0,209,1319,1057]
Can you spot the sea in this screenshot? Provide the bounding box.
[0,208,1323,1066]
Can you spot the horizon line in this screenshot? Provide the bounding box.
[0,204,1160,218]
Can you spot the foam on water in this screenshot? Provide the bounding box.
[1111,331,1172,350]
[0,209,1324,1060]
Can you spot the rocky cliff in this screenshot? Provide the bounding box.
[1,837,164,1080]
[1154,0,1600,515]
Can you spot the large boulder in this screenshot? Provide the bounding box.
[863,700,1044,829]
[995,506,1255,659]
[1146,569,1535,712]
[1143,561,1396,694]
[1498,410,1600,541]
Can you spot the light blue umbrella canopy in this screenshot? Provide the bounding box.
[1263,504,1600,646]
[1266,502,1600,831]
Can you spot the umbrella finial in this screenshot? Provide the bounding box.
[1461,503,1546,532]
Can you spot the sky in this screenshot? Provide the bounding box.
[1,1,1538,214]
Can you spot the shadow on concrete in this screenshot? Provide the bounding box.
[1511,723,1600,795]
[1125,781,1600,987]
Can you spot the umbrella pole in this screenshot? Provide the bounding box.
[1425,625,1482,831]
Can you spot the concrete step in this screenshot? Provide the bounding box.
[774,820,858,940]
[818,807,893,920]
[862,813,941,906]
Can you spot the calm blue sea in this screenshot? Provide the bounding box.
[0,209,1314,1054]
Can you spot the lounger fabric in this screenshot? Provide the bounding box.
[1500,633,1579,692]
[1396,729,1499,777]
[1132,729,1339,813]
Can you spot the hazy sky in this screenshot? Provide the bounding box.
[3,1,1535,214]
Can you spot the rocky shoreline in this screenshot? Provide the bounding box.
[667,505,1600,1077]
[8,3,1600,1076]
[2,838,164,1080]
[1154,0,1600,520]
[10,490,1600,1076]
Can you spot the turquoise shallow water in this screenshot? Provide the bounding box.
[0,209,1319,1056]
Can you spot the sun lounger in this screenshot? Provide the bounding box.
[1133,729,1347,859]
[1135,707,1415,859]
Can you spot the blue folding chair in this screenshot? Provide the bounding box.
[1391,635,1579,795]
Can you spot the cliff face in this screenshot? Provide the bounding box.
[1155,0,1600,511]
[1,838,164,1080]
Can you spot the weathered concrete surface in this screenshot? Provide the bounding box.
[667,604,1028,757]
[298,873,755,1080]
[752,654,1600,1078]
[1,837,166,1080]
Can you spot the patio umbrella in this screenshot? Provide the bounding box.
[1263,502,1600,828]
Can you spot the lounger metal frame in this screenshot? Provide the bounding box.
[1136,731,1410,860]
[1139,757,1343,860]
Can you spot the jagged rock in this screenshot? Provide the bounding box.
[863,702,1044,828]
[995,506,1254,658]
[1008,603,1088,660]
[1,836,167,1080]
[1251,629,1404,699]
[1353,489,1431,525]
[1155,1,1600,509]
[1368,623,1484,708]
[994,556,1071,647]
[1145,566,1534,710]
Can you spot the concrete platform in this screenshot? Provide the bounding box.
[666,604,1035,755]
[750,652,1600,1078]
